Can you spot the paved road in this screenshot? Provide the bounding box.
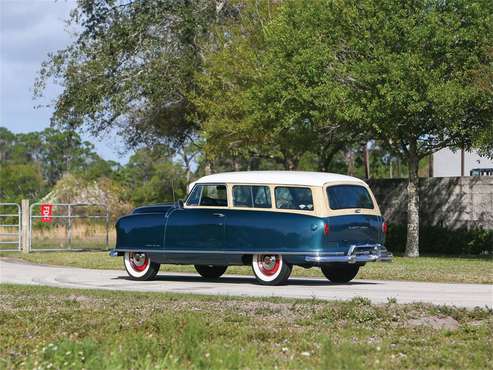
[1,259,492,308]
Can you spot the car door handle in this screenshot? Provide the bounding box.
[213,213,225,218]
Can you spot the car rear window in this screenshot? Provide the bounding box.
[233,185,272,208]
[326,185,374,209]
[275,187,314,211]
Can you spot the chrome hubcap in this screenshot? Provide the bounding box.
[261,255,276,270]
[132,253,146,267]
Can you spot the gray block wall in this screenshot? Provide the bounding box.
[367,177,493,230]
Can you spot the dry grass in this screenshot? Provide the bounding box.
[0,223,115,250]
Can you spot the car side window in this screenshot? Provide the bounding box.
[253,186,272,208]
[199,184,228,207]
[186,185,202,206]
[233,185,272,208]
[275,187,314,211]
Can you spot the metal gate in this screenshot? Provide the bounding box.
[0,203,21,251]
[29,203,110,251]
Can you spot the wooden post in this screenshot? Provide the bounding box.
[21,199,30,253]
[428,153,434,177]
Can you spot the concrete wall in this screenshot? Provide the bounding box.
[367,177,493,230]
[433,148,493,177]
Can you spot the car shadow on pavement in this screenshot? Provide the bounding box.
[113,274,379,286]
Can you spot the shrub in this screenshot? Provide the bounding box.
[386,224,493,256]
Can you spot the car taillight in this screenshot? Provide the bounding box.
[382,222,388,234]
[324,223,329,236]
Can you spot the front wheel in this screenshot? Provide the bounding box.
[252,254,292,285]
[321,264,359,283]
[124,252,160,281]
[194,265,227,279]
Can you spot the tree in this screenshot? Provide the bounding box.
[34,0,239,158]
[120,147,187,204]
[246,0,493,256]
[193,1,366,172]
[0,164,45,203]
[0,126,119,193]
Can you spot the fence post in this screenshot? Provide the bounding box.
[67,204,72,248]
[21,199,30,253]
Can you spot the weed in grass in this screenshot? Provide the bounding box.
[1,284,492,369]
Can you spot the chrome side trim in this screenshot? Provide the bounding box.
[110,248,346,256]
[110,245,393,263]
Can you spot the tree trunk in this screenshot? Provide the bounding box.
[204,161,212,175]
[233,157,241,171]
[405,141,420,257]
[182,154,192,183]
[283,156,297,170]
[363,143,370,179]
[345,148,355,176]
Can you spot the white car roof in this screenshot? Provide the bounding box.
[189,171,365,190]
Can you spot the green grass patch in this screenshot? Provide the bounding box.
[1,251,492,284]
[1,284,491,369]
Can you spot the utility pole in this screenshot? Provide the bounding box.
[460,148,465,177]
[428,154,434,177]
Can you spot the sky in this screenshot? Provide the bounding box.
[0,0,130,163]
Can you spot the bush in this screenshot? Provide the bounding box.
[386,224,493,256]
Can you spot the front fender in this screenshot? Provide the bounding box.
[116,213,165,250]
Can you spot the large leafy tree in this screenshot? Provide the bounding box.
[254,0,493,256]
[34,0,238,160]
[194,1,361,171]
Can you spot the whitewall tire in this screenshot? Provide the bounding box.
[251,254,292,285]
[123,252,160,281]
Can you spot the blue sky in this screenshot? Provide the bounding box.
[0,0,130,163]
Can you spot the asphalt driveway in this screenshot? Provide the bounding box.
[1,258,492,308]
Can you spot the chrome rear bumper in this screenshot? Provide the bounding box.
[305,244,393,264]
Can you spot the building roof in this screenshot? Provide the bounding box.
[191,171,366,187]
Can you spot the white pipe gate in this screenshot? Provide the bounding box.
[29,202,110,252]
[0,203,21,251]
[0,200,110,253]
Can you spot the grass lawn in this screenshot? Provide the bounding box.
[1,284,492,369]
[1,251,492,284]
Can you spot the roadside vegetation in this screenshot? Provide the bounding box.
[1,252,492,284]
[0,0,489,260]
[1,284,492,369]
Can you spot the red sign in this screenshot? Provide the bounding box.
[40,204,53,223]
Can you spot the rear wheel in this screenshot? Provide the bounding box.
[194,265,227,279]
[124,252,160,281]
[252,254,292,285]
[321,264,359,283]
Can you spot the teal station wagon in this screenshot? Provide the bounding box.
[110,171,392,285]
